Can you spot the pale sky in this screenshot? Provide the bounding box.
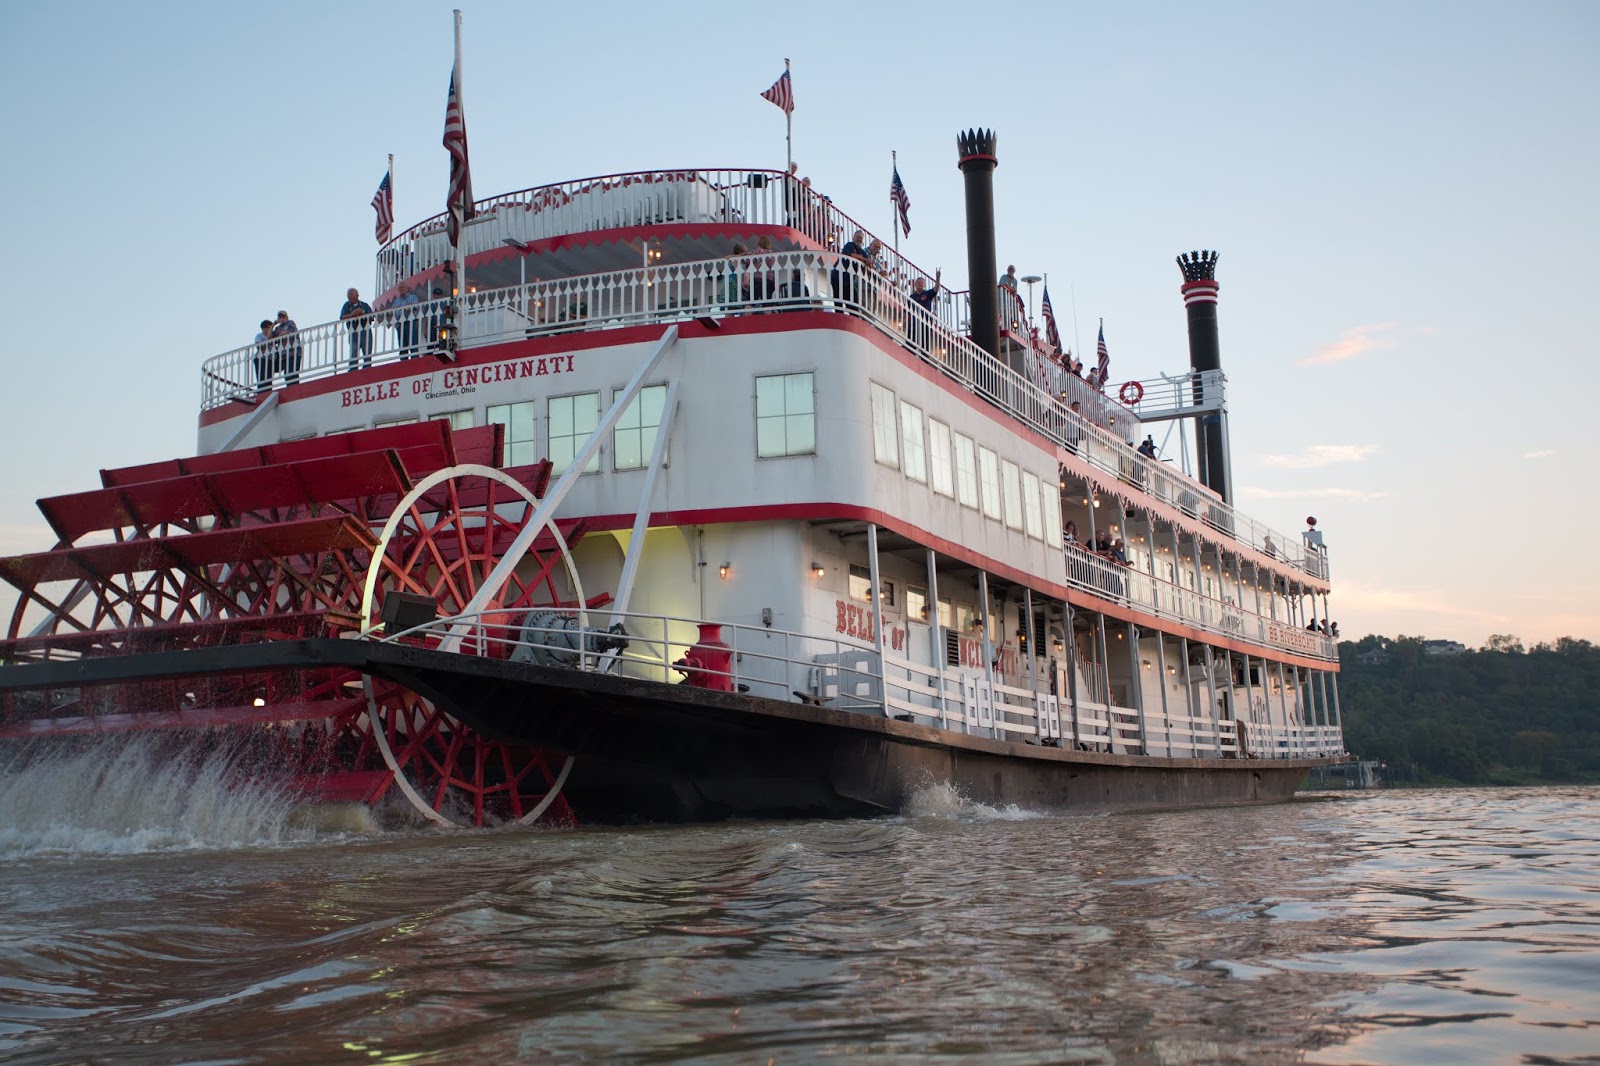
[1,0,1596,647]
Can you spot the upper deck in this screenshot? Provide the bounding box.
[203,164,1330,593]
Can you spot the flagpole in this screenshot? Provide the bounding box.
[452,10,465,297]
[783,57,792,174]
[891,150,899,260]
[388,152,395,223]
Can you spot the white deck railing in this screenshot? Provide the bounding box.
[1063,542,1337,660]
[383,607,1347,760]
[201,250,1329,586]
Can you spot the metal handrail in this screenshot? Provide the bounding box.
[377,606,1346,759]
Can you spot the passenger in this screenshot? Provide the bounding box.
[751,235,776,302]
[341,288,374,370]
[393,282,421,357]
[909,272,941,313]
[1137,436,1157,459]
[1063,520,1079,545]
[1111,538,1130,566]
[833,228,867,308]
[1065,400,1083,454]
[271,310,301,385]
[1262,535,1277,559]
[252,318,274,391]
[999,264,1018,290]
[721,243,750,307]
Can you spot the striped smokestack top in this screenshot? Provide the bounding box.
[1177,250,1228,502]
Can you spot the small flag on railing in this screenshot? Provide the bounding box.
[890,165,911,237]
[371,170,393,245]
[443,67,475,249]
[1096,320,1111,390]
[761,69,794,114]
[1041,285,1062,354]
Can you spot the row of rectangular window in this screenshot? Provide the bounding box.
[870,382,1062,546]
[347,373,821,470]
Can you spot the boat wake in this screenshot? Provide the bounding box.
[0,735,375,859]
[902,781,1046,821]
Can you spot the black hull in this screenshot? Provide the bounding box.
[1,639,1329,823]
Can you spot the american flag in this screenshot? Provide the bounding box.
[443,67,475,249]
[890,165,910,237]
[760,70,794,114]
[1095,321,1110,390]
[1041,285,1061,353]
[371,170,393,244]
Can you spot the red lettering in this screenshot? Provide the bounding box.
[340,390,354,408]
[520,359,536,377]
[835,600,847,633]
[535,358,549,376]
[565,355,575,373]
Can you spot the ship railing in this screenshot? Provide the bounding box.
[1061,542,1337,661]
[375,167,948,305]
[201,253,1325,584]
[376,607,1348,760]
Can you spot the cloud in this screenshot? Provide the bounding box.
[1523,449,1555,460]
[1259,444,1379,469]
[1300,323,1398,366]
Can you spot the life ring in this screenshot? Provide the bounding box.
[1118,380,1144,405]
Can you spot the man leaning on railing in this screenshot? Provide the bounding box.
[341,288,374,371]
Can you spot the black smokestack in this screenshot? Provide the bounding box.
[957,129,999,360]
[1177,250,1229,504]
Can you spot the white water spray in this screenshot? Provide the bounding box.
[0,736,373,858]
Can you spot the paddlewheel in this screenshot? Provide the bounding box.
[0,421,604,828]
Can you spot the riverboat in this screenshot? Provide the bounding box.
[0,131,1344,827]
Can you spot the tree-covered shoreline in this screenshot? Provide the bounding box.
[1337,635,1600,785]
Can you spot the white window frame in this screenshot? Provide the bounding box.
[1022,470,1043,539]
[979,446,1001,520]
[756,372,816,458]
[1042,475,1062,545]
[871,382,898,468]
[549,391,602,475]
[1002,460,1024,530]
[928,419,954,498]
[613,383,668,471]
[955,433,978,510]
[486,400,537,467]
[900,400,927,483]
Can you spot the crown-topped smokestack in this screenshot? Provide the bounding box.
[1176,250,1229,504]
[957,129,1000,360]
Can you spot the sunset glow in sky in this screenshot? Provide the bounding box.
[0,0,1595,646]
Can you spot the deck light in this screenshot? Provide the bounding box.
[811,562,825,577]
[719,562,731,580]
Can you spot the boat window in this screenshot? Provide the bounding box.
[613,384,668,470]
[755,372,815,458]
[978,447,1001,520]
[373,416,416,428]
[1042,476,1062,545]
[1001,460,1024,530]
[954,433,978,509]
[928,420,954,498]
[937,595,953,629]
[1022,471,1043,539]
[907,585,928,623]
[955,601,976,634]
[432,409,475,432]
[848,564,871,602]
[549,392,602,475]
[870,382,898,468]
[900,401,927,483]
[486,401,537,466]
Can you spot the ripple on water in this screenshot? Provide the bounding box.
[0,781,1595,1063]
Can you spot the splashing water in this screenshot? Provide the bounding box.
[902,780,1045,821]
[0,735,374,858]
